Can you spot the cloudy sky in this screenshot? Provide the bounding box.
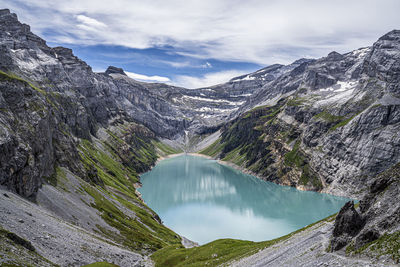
[2,0,400,88]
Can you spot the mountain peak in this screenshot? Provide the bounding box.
[378,29,400,41]
[105,66,127,76]
[326,51,343,60]
[0,8,24,28]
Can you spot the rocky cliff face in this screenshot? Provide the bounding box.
[200,30,400,199]
[0,10,184,265]
[330,162,400,262]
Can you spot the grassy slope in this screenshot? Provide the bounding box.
[77,129,182,252]
[153,140,182,156]
[151,214,337,267]
[354,231,400,263]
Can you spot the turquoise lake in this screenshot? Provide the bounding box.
[138,155,350,245]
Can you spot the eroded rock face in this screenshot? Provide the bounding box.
[331,201,365,251]
[330,162,400,253]
[0,78,59,198]
[362,30,400,96]
[105,66,127,76]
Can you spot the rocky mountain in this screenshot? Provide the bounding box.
[0,7,399,267]
[199,30,400,198]
[195,29,400,265]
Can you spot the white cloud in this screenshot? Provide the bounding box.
[173,70,248,89]
[158,60,194,68]
[2,0,400,64]
[159,60,213,69]
[125,71,170,83]
[75,14,106,29]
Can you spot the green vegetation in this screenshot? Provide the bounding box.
[82,185,179,252]
[152,239,271,267]
[45,166,69,189]
[284,140,304,167]
[104,125,158,173]
[284,140,322,189]
[199,138,225,157]
[287,96,307,106]
[0,70,44,93]
[313,110,344,123]
[78,135,181,252]
[330,115,357,131]
[219,104,282,163]
[0,70,58,109]
[312,109,361,132]
[79,139,139,187]
[54,166,70,192]
[152,213,337,267]
[199,101,317,188]
[153,140,181,156]
[345,241,355,255]
[222,145,248,166]
[352,231,400,263]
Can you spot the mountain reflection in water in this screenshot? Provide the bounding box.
[139,155,350,244]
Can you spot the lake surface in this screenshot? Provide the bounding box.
[139,155,350,245]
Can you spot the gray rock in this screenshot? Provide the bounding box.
[331,201,365,251]
[105,66,127,76]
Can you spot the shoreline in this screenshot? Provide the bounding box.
[188,153,351,198]
[138,152,353,201]
[187,153,265,180]
[137,151,199,248]
[137,151,353,249]
[155,152,186,164]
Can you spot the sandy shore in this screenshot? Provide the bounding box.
[155,152,185,163]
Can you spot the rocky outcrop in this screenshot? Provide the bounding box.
[0,74,58,198]
[331,201,365,251]
[105,66,127,76]
[362,30,400,97]
[328,162,400,262]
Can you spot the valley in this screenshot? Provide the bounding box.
[0,8,399,267]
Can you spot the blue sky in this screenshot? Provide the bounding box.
[57,43,261,87]
[1,0,400,88]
